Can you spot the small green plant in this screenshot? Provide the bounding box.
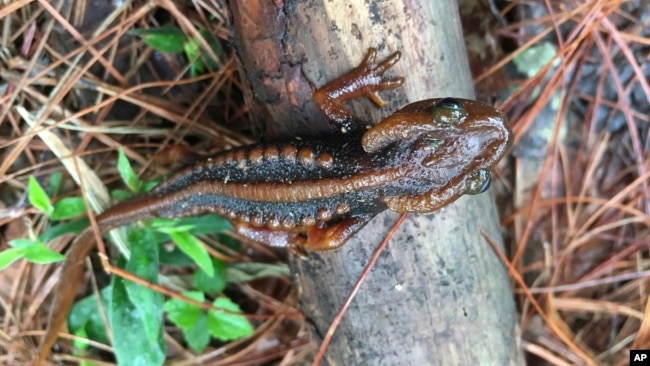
[83,149,253,363]
[129,26,225,77]
[6,149,257,363]
[0,176,85,271]
[163,291,254,353]
[0,237,65,270]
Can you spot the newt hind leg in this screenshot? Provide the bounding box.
[233,216,372,256]
[313,48,404,132]
[301,216,373,252]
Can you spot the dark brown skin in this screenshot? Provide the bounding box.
[34,49,512,363]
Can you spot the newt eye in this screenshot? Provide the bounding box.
[433,98,468,124]
[478,175,491,193]
[437,98,462,110]
[465,170,491,194]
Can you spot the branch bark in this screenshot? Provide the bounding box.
[229,1,521,364]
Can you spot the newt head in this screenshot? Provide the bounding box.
[363,97,513,212]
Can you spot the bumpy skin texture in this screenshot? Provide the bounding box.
[34,49,512,363]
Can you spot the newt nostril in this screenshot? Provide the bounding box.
[422,137,443,150]
[423,155,443,167]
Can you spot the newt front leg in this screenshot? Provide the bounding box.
[313,48,404,132]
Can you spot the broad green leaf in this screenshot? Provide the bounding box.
[193,259,227,293]
[117,149,141,193]
[169,232,213,277]
[22,243,65,264]
[68,286,112,346]
[123,228,163,352]
[111,256,164,366]
[51,196,87,220]
[163,291,204,329]
[207,297,253,341]
[28,176,53,215]
[0,248,24,271]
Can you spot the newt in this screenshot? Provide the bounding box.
[34,48,512,363]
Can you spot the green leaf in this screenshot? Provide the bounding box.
[129,26,187,54]
[0,248,25,271]
[184,29,223,77]
[151,218,195,234]
[183,37,203,78]
[39,218,89,243]
[47,171,63,197]
[163,292,252,353]
[22,243,66,264]
[151,214,232,235]
[51,196,87,220]
[111,255,165,366]
[193,259,227,293]
[153,215,231,238]
[72,326,89,352]
[183,214,232,235]
[183,312,210,353]
[68,286,112,346]
[111,188,133,201]
[10,239,66,265]
[162,291,204,329]
[8,238,36,249]
[158,244,194,266]
[216,233,241,252]
[123,228,163,352]
[169,232,214,277]
[28,176,53,215]
[142,179,161,192]
[189,57,205,78]
[207,297,253,341]
[117,149,141,193]
[198,28,224,70]
[162,292,211,351]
